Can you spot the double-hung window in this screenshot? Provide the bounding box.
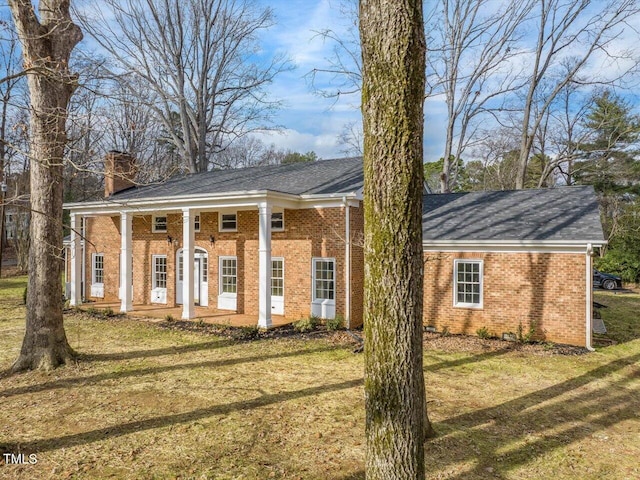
[313,258,335,301]
[220,257,237,294]
[91,253,105,298]
[153,215,167,232]
[153,255,167,289]
[219,213,237,232]
[453,259,483,308]
[271,212,284,231]
[92,253,104,285]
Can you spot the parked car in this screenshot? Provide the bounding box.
[593,269,622,290]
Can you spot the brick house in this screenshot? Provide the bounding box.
[63,153,605,348]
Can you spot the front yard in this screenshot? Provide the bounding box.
[1,275,639,479]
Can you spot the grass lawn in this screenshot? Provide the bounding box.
[1,276,639,479]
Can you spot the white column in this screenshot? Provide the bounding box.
[258,202,272,328]
[182,207,195,319]
[120,211,133,312]
[69,213,82,306]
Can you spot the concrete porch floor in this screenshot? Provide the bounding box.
[80,302,294,328]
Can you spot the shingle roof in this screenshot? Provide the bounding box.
[422,186,605,243]
[110,157,364,201]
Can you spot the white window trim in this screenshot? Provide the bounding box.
[152,254,168,289]
[271,211,284,232]
[219,256,238,296]
[453,259,484,309]
[312,257,336,304]
[152,214,168,233]
[91,253,104,285]
[219,212,237,232]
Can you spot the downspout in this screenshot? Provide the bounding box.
[343,196,351,329]
[585,243,595,351]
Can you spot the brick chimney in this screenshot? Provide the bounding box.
[104,151,137,197]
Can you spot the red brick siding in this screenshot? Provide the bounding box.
[349,205,364,328]
[423,251,587,346]
[82,204,365,324]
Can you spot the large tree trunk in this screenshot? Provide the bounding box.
[9,0,82,371]
[360,1,434,478]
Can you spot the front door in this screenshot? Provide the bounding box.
[271,258,284,315]
[194,258,201,305]
[176,248,209,307]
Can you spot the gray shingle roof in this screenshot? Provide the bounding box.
[422,186,605,243]
[110,157,364,201]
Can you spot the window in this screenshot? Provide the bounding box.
[271,259,284,296]
[92,253,104,285]
[271,212,284,231]
[153,215,167,232]
[153,255,167,289]
[313,258,335,301]
[454,260,483,308]
[177,254,183,282]
[219,213,237,232]
[194,214,201,232]
[220,257,237,294]
[201,255,208,282]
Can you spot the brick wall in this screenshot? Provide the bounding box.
[423,251,588,346]
[349,205,364,328]
[82,204,365,325]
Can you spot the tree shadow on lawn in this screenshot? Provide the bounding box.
[3,351,637,478]
[0,343,511,456]
[0,344,343,399]
[431,352,640,479]
[80,338,236,362]
[0,338,235,381]
[330,351,640,480]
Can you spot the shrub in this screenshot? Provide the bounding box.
[595,249,640,284]
[476,326,491,339]
[516,320,537,343]
[326,314,344,331]
[294,315,319,333]
[86,306,99,316]
[165,314,175,322]
[440,325,450,337]
[104,307,115,317]
[237,325,259,339]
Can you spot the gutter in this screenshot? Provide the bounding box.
[343,196,351,329]
[585,243,595,351]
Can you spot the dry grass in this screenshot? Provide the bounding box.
[1,276,639,479]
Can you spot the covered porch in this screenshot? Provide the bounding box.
[79,301,294,327]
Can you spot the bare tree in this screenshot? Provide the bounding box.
[0,18,24,278]
[360,0,434,477]
[428,0,533,193]
[308,0,362,102]
[79,0,287,173]
[514,0,640,189]
[9,0,82,371]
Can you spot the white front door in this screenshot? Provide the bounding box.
[176,248,209,306]
[194,258,200,305]
[271,258,284,315]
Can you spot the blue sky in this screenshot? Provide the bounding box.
[252,0,447,160]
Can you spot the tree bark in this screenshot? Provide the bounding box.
[9,0,82,371]
[360,0,434,478]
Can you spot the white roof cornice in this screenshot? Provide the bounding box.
[64,190,360,215]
